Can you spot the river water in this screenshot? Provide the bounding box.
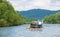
[0,24,60,37]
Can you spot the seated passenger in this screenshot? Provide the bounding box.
[37,20,42,28]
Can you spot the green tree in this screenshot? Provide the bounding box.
[0,0,28,27]
[44,12,60,24]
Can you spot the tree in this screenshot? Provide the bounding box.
[44,12,60,24]
[0,0,28,27]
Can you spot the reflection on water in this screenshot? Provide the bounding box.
[0,24,60,37]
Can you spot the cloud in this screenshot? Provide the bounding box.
[8,0,60,11]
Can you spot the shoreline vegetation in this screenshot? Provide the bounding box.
[0,0,32,27]
[44,12,60,24]
[0,0,60,27]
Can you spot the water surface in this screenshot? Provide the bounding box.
[0,24,60,37]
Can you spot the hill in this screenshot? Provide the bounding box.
[44,12,60,24]
[0,0,27,27]
[17,9,60,20]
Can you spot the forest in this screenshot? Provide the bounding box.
[0,0,29,27]
[44,12,60,24]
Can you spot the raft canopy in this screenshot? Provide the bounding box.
[31,20,42,25]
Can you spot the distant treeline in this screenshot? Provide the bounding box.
[18,9,59,20]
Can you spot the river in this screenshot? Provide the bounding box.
[0,24,60,37]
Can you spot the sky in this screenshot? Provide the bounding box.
[8,0,60,11]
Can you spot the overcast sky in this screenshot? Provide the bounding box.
[8,0,60,11]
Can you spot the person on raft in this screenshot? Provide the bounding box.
[30,20,43,28]
[37,20,42,28]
